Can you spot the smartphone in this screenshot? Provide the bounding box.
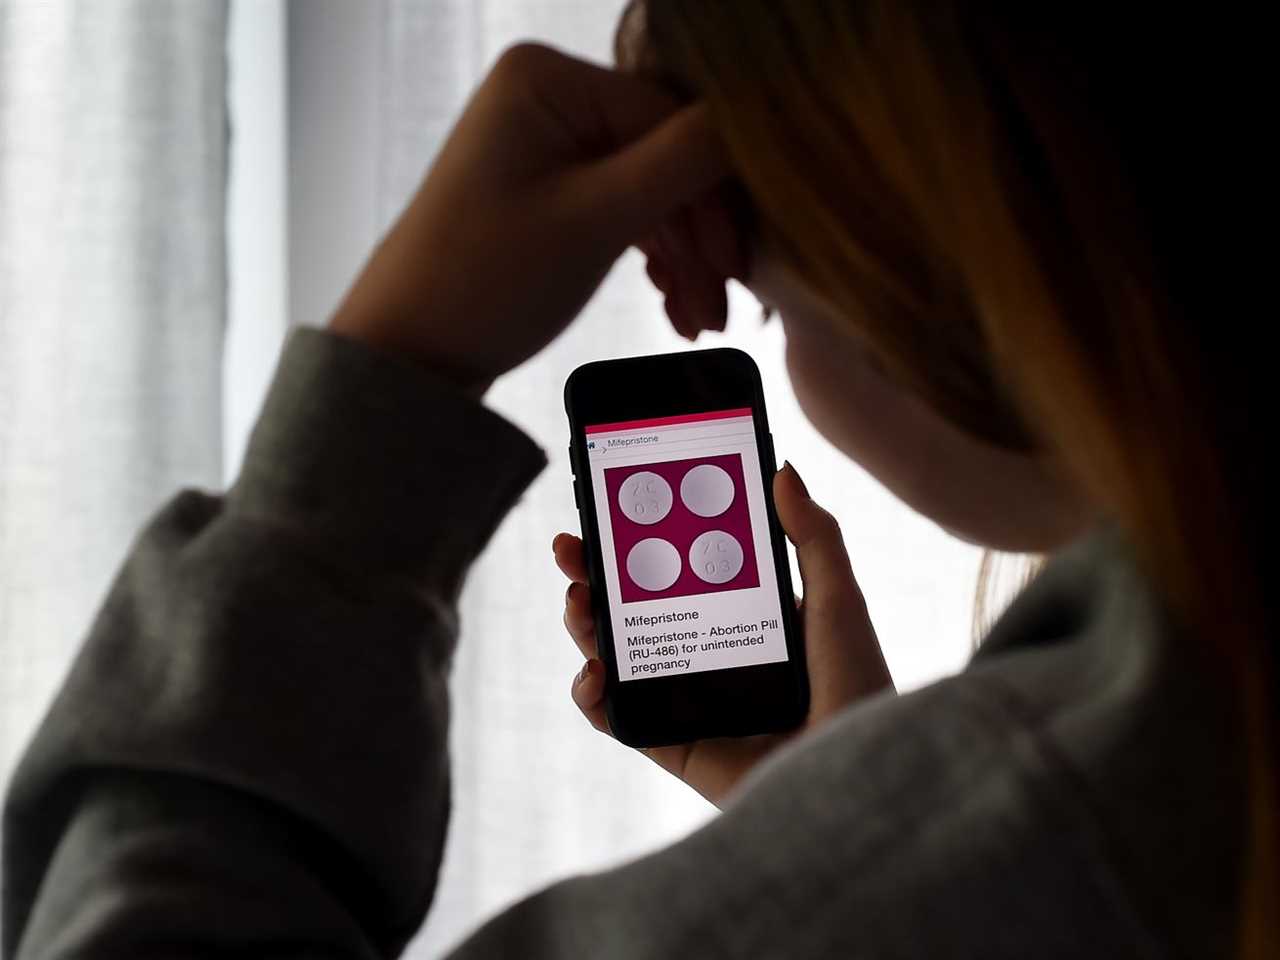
[564,348,808,747]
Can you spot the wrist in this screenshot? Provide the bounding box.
[327,311,494,400]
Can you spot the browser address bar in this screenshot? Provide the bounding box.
[587,421,755,459]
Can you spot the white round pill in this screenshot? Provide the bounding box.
[689,530,745,585]
[680,463,736,517]
[626,538,682,592]
[617,471,673,525]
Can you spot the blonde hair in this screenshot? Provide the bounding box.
[619,3,1275,954]
[973,551,1042,647]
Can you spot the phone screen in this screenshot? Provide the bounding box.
[583,406,789,682]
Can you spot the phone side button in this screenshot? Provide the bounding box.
[572,479,583,509]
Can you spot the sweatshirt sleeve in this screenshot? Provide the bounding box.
[1,327,546,959]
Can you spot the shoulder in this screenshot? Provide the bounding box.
[458,533,1244,959]
[700,669,1159,958]
[720,527,1244,957]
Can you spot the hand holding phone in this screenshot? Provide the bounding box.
[554,462,893,806]
[564,348,893,779]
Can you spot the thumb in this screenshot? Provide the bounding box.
[774,462,894,709]
[773,461,863,612]
[584,102,732,243]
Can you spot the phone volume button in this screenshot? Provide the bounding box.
[572,479,583,509]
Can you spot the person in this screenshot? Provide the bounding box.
[2,2,1271,957]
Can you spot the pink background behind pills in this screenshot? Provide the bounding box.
[604,453,761,603]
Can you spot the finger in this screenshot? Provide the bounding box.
[687,193,738,332]
[587,102,732,243]
[571,659,610,734]
[774,462,894,704]
[705,278,729,333]
[563,582,598,659]
[653,221,695,340]
[664,292,695,342]
[639,186,744,320]
[645,256,672,293]
[640,232,701,340]
[773,461,863,609]
[668,209,728,336]
[517,44,685,154]
[659,263,724,342]
[671,274,726,337]
[493,48,732,260]
[552,532,589,583]
[688,187,749,282]
[636,230,667,268]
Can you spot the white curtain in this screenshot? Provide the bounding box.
[0,0,227,804]
[2,2,983,956]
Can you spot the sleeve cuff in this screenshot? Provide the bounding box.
[228,327,547,595]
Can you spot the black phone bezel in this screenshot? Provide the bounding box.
[564,348,808,747]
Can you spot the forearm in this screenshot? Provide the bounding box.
[1,328,545,958]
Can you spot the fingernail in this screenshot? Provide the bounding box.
[576,660,592,684]
[784,460,810,499]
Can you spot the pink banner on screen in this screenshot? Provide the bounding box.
[585,408,752,435]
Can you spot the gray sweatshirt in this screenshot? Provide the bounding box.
[2,329,1244,958]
